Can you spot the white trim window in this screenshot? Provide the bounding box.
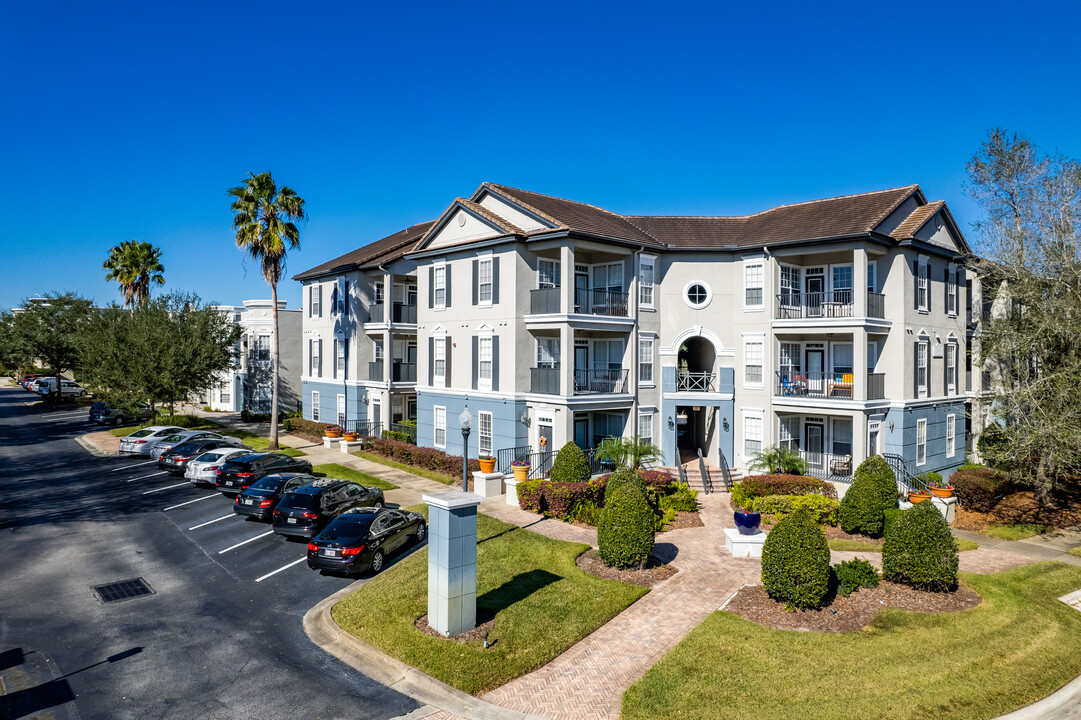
[946,414,956,458]
[867,261,877,292]
[479,335,493,389]
[536,337,559,368]
[779,416,799,451]
[946,342,958,395]
[917,339,929,397]
[336,339,346,376]
[744,260,764,310]
[374,338,384,363]
[311,338,321,379]
[434,336,446,387]
[639,337,654,385]
[639,411,653,447]
[310,284,321,317]
[374,281,384,305]
[478,411,493,456]
[744,337,764,386]
[538,258,560,289]
[434,406,446,449]
[478,256,493,305]
[434,264,447,309]
[639,255,655,309]
[916,418,927,466]
[917,260,929,311]
[947,266,958,316]
[743,411,763,459]
[336,394,345,427]
[311,391,320,422]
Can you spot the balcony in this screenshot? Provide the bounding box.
[867,372,885,400]
[776,371,885,401]
[775,291,886,320]
[676,371,716,392]
[530,367,560,395]
[799,450,854,482]
[368,304,384,323]
[527,287,630,318]
[530,288,561,314]
[574,368,629,395]
[392,302,417,324]
[368,361,384,381]
[391,361,416,383]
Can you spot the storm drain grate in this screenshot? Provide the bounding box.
[93,577,155,603]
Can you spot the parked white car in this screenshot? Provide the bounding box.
[27,378,49,393]
[36,378,86,398]
[148,430,244,459]
[185,447,254,486]
[118,426,188,455]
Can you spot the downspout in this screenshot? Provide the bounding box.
[633,246,643,443]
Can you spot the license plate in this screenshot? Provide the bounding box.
[322,549,338,557]
[244,499,254,505]
[287,517,297,524]
[225,481,235,487]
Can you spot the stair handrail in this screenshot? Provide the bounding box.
[697,448,713,495]
[676,459,689,489]
[716,446,734,492]
[882,453,928,497]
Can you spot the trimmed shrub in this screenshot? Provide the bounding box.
[833,558,880,597]
[738,475,838,500]
[883,508,904,537]
[951,467,1009,512]
[838,456,898,537]
[151,413,207,428]
[361,437,479,477]
[598,483,655,568]
[659,485,698,513]
[382,429,416,444]
[284,417,332,437]
[883,501,959,591]
[550,442,591,483]
[752,494,794,516]
[792,494,840,526]
[761,509,832,610]
[517,480,547,513]
[604,467,647,501]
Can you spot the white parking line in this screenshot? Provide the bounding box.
[41,411,87,419]
[218,531,274,555]
[141,482,189,495]
[188,514,237,530]
[112,460,155,471]
[163,495,217,511]
[126,471,167,482]
[255,557,307,583]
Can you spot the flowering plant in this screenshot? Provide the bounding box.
[325,425,342,433]
[734,505,756,514]
[926,482,953,490]
[511,459,531,467]
[478,454,496,461]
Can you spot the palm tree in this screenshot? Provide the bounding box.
[103,241,165,309]
[227,171,306,450]
[748,445,809,475]
[596,435,662,470]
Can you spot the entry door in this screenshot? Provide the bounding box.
[539,422,554,457]
[806,349,825,395]
[805,423,824,472]
[806,274,825,316]
[574,345,589,391]
[574,272,589,312]
[574,416,589,449]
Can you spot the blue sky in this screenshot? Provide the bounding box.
[2,0,1078,310]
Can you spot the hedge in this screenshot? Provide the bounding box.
[598,483,655,568]
[751,494,839,526]
[382,429,416,444]
[738,475,838,500]
[838,456,898,537]
[517,469,683,525]
[882,502,959,591]
[284,417,332,437]
[834,558,880,597]
[362,437,479,477]
[761,509,831,609]
[950,467,1010,512]
[550,442,592,483]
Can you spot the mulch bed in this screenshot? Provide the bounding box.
[823,526,885,546]
[952,488,1081,533]
[576,548,678,587]
[663,511,704,531]
[415,610,497,642]
[724,581,981,633]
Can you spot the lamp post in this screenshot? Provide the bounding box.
[460,405,473,493]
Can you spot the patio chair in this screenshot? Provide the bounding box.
[830,454,853,477]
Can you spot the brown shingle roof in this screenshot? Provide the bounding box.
[890,200,945,240]
[292,220,435,280]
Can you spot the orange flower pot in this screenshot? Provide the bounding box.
[479,458,496,473]
[928,486,954,498]
[909,492,932,503]
[325,430,342,439]
[342,433,359,442]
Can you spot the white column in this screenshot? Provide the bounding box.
[560,245,575,315]
[854,329,868,402]
[852,412,867,468]
[560,325,573,397]
[853,246,868,317]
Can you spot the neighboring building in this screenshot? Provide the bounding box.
[296,182,975,482]
[205,300,302,414]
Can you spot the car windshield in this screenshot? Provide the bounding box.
[277,493,318,511]
[195,451,225,462]
[128,429,154,438]
[249,476,285,492]
[318,515,375,543]
[172,442,203,454]
[221,460,253,471]
[92,402,107,410]
[162,434,186,442]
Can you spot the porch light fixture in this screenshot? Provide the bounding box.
[722,417,730,432]
[460,405,473,493]
[520,411,530,427]
[667,416,674,430]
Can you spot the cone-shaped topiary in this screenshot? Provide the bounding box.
[550,441,591,484]
[598,482,655,568]
[882,502,959,591]
[604,467,646,501]
[761,509,831,609]
[838,455,899,537]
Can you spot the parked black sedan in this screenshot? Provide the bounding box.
[158,438,248,475]
[307,508,426,576]
[216,452,314,495]
[272,479,385,539]
[233,473,317,521]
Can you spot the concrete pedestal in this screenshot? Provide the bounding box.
[724,527,767,558]
[899,497,957,525]
[340,439,364,453]
[504,477,521,506]
[472,471,504,499]
[322,436,338,450]
[423,491,481,637]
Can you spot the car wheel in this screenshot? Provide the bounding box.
[370,550,385,574]
[373,500,384,510]
[114,416,124,426]
[415,522,427,544]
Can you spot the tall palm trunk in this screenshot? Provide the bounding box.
[269,282,280,450]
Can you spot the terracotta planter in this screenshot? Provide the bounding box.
[479,458,496,473]
[512,464,530,482]
[325,430,342,439]
[928,486,954,498]
[342,433,359,442]
[909,492,932,503]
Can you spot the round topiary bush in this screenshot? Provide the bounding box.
[882,501,959,591]
[761,509,831,610]
[598,482,655,569]
[604,467,646,501]
[550,442,591,484]
[838,455,899,537]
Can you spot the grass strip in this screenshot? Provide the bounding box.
[108,415,222,437]
[352,451,455,485]
[981,523,1054,541]
[623,562,1081,720]
[312,463,398,491]
[218,429,304,456]
[333,507,647,695]
[828,538,978,552]
[1068,546,1081,559]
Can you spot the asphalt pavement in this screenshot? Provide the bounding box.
[0,385,420,720]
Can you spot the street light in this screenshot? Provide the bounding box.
[460,405,473,493]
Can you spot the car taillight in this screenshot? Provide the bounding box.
[135,440,146,444]
[307,542,318,552]
[302,512,319,519]
[216,469,223,474]
[234,496,241,503]
[342,545,365,556]
[273,510,282,515]
[175,457,188,462]
[259,499,273,507]
[208,466,218,471]
[236,472,253,477]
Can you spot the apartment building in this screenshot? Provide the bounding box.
[205,300,302,413]
[297,182,975,482]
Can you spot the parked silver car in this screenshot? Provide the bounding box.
[185,447,254,486]
[36,378,86,398]
[148,430,245,459]
[118,426,188,455]
[89,401,155,425]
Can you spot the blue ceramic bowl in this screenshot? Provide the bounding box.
[734,510,761,535]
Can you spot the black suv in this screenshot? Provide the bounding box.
[233,473,317,521]
[216,453,314,495]
[272,479,385,539]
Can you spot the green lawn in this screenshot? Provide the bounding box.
[108,415,222,437]
[218,429,304,457]
[1068,546,1081,559]
[352,451,455,485]
[107,422,304,456]
[829,538,978,552]
[982,523,1053,541]
[311,463,397,491]
[622,562,1081,720]
[333,508,648,695]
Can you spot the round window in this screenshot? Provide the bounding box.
[684,281,712,309]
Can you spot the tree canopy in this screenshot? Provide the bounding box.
[103,240,165,308]
[8,293,94,393]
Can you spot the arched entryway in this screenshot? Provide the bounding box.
[675,336,719,463]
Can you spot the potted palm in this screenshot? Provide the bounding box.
[324,425,342,439]
[511,459,530,481]
[478,453,497,473]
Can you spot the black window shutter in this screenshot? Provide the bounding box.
[927,264,933,313]
[428,338,434,385]
[445,340,452,383]
[944,267,950,310]
[344,280,350,317]
[308,339,312,376]
[445,266,452,308]
[913,259,919,309]
[472,336,479,390]
[913,341,919,395]
[492,258,500,304]
[492,336,499,391]
[472,259,479,305]
[428,267,434,308]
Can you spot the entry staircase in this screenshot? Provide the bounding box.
[662,457,740,494]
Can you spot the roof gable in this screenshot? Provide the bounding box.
[415,199,519,251]
[292,220,434,281]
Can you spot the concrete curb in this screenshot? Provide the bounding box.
[75,434,118,457]
[303,586,548,720]
[996,673,1081,719]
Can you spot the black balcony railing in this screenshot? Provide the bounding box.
[497,445,532,474]
[584,447,618,476]
[368,361,384,381]
[574,368,629,395]
[391,361,416,383]
[574,288,630,317]
[776,290,854,319]
[530,287,561,314]
[392,302,417,324]
[345,420,382,438]
[530,367,560,395]
[868,372,885,400]
[368,304,385,323]
[776,371,854,399]
[389,422,417,442]
[800,450,854,482]
[677,371,716,391]
[867,291,886,319]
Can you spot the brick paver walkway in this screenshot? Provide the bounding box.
[831,545,1036,574]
